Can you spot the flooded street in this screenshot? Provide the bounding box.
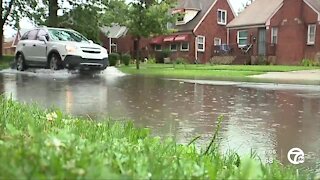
[0,68,319,172]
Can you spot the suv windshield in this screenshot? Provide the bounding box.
[48,29,89,42]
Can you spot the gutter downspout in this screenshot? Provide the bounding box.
[227,28,230,45]
[192,31,197,63]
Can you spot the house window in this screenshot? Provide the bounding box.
[217,9,227,25]
[180,42,189,51]
[237,30,248,47]
[111,43,117,53]
[170,44,177,51]
[271,27,278,44]
[176,12,185,25]
[214,38,222,46]
[154,44,162,51]
[197,36,205,52]
[307,24,316,45]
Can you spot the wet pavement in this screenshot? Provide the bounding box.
[0,68,319,172]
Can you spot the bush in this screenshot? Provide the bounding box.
[121,54,131,66]
[147,57,156,64]
[301,59,319,66]
[109,53,120,66]
[174,57,187,64]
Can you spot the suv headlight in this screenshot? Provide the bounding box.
[65,45,77,53]
[101,47,108,55]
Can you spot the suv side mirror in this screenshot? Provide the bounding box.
[38,36,47,43]
[89,40,93,44]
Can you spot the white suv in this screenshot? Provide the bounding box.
[15,27,109,71]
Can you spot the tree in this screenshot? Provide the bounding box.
[16,0,122,42]
[1,0,16,58]
[125,0,176,69]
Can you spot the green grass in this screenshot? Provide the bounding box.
[0,97,312,179]
[0,55,14,70]
[118,64,320,79]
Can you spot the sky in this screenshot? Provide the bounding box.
[4,0,249,39]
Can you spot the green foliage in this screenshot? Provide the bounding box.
[121,54,131,66]
[59,4,102,42]
[174,57,188,64]
[0,97,310,179]
[109,53,120,66]
[118,64,320,79]
[301,59,319,67]
[101,0,128,26]
[0,56,14,70]
[126,0,176,38]
[146,57,157,64]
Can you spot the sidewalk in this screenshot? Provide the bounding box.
[250,70,320,82]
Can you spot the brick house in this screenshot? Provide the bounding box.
[226,0,320,65]
[100,0,236,64]
[2,29,29,56]
[100,25,151,60]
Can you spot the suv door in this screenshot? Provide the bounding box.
[33,29,48,63]
[23,29,39,61]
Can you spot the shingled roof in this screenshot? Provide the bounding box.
[227,0,320,29]
[305,0,320,14]
[174,0,228,32]
[227,0,283,29]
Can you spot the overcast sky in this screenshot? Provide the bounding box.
[4,0,249,39]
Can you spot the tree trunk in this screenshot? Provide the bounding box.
[0,24,3,58]
[48,0,59,26]
[0,26,3,60]
[134,37,141,70]
[0,0,3,58]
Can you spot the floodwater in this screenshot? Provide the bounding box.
[0,68,319,172]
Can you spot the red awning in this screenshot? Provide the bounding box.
[163,35,176,42]
[150,36,163,44]
[174,34,189,42]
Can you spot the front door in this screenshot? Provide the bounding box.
[258,28,266,56]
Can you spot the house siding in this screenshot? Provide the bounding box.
[194,0,235,63]
[302,2,320,61]
[100,0,235,64]
[100,32,151,59]
[269,0,305,64]
[228,0,320,65]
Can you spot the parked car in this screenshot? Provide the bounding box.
[15,27,109,71]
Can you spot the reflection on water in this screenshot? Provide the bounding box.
[0,69,320,172]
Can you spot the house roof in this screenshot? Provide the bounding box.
[304,0,320,13]
[173,0,217,32]
[100,25,128,38]
[227,0,283,29]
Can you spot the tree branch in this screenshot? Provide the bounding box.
[2,0,15,25]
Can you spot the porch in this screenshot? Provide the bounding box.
[211,43,277,65]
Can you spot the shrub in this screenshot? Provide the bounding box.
[301,59,319,66]
[174,57,187,64]
[147,57,156,64]
[109,53,120,66]
[121,54,131,66]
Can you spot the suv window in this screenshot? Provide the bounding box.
[37,29,49,41]
[27,30,39,40]
[20,31,29,40]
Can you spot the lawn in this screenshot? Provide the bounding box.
[0,97,312,179]
[118,64,320,79]
[0,55,14,70]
